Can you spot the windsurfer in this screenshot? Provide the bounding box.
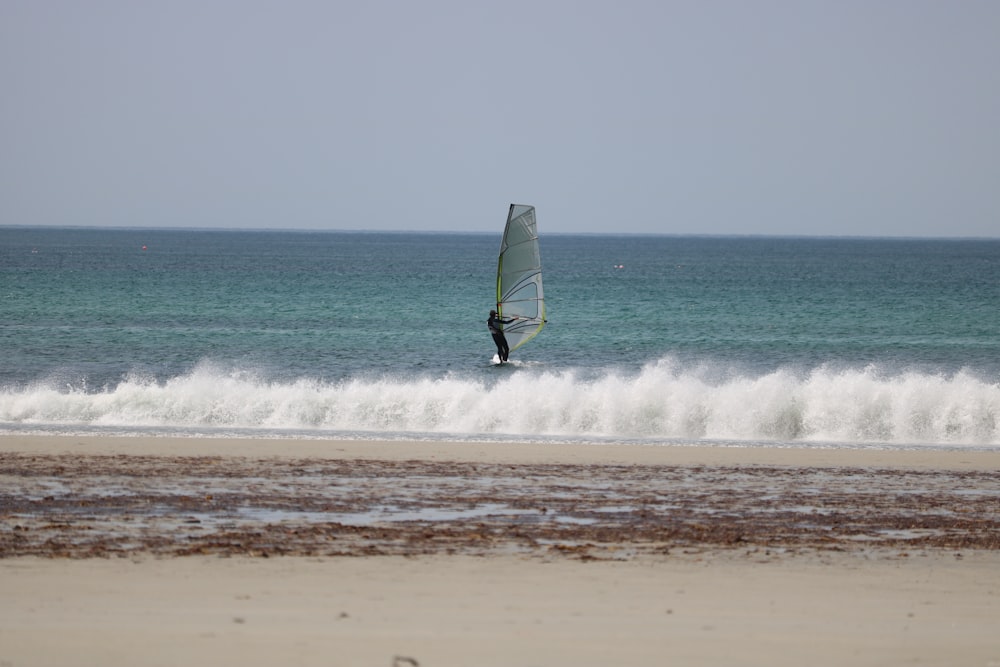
[487,309,517,362]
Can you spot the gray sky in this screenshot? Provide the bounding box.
[2,0,998,236]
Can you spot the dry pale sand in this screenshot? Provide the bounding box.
[3,551,999,667]
[2,435,999,666]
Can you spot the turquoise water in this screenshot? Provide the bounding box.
[2,227,999,446]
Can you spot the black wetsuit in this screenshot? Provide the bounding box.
[487,313,515,362]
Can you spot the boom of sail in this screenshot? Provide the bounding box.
[496,203,546,353]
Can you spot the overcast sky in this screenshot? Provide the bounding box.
[2,0,998,236]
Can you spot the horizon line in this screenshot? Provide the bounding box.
[1,223,998,242]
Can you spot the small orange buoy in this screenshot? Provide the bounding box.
[142,245,147,251]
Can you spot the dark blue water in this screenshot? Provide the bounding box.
[2,227,999,446]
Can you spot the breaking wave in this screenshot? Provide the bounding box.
[2,359,998,446]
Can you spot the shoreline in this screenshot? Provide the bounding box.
[3,434,999,666]
[3,434,998,559]
[3,433,998,468]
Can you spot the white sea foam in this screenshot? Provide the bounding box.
[2,359,998,446]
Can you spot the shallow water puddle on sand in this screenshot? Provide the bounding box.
[223,502,542,526]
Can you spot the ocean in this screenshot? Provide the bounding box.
[2,226,999,449]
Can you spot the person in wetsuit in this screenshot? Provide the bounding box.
[487,309,517,362]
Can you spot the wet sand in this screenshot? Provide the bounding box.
[2,435,999,666]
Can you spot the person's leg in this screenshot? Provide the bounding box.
[492,333,506,360]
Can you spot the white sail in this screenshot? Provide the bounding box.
[497,204,546,353]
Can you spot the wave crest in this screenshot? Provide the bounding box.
[2,360,998,445]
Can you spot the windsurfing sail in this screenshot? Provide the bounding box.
[496,203,546,353]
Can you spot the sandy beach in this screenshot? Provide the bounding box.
[2,435,999,666]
